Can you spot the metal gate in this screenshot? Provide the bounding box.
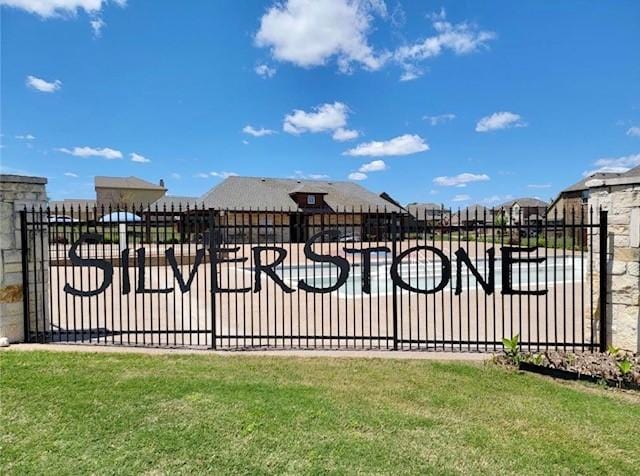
[21,204,608,352]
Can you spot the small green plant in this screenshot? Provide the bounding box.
[607,345,621,358]
[617,357,633,377]
[532,353,544,365]
[502,334,521,364]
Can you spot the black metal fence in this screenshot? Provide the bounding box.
[21,204,608,352]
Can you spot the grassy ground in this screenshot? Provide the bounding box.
[1,351,639,475]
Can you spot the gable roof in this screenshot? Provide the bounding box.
[499,197,549,208]
[562,172,621,193]
[405,202,446,218]
[200,176,403,212]
[147,195,203,211]
[95,176,166,191]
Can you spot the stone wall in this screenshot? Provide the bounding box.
[588,178,640,352]
[0,174,48,343]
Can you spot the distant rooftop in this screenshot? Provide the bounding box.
[201,176,403,212]
[95,176,166,191]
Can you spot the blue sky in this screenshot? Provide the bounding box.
[1,0,639,206]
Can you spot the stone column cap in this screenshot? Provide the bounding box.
[0,174,47,185]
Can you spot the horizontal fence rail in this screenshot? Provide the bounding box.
[21,203,607,352]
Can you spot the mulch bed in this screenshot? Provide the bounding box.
[496,350,640,390]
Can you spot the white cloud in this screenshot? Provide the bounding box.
[243,125,276,137]
[242,140,249,145]
[292,170,330,180]
[171,173,181,180]
[433,172,490,187]
[344,134,428,157]
[284,102,348,134]
[56,146,122,159]
[26,75,62,92]
[475,111,525,132]
[194,173,210,179]
[211,171,238,179]
[63,172,79,178]
[256,0,388,73]
[15,134,36,140]
[452,194,470,202]
[627,126,640,137]
[395,9,495,80]
[255,3,494,78]
[399,65,422,81]
[90,17,105,37]
[130,152,150,163]
[423,113,455,125]
[481,194,512,205]
[255,64,276,78]
[3,1,127,36]
[332,127,359,141]
[358,159,386,173]
[348,172,367,181]
[527,183,551,189]
[583,153,640,176]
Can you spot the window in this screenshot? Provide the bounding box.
[306,195,316,205]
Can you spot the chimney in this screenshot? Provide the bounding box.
[159,178,165,188]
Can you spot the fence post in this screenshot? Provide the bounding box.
[19,209,31,343]
[208,208,217,349]
[598,210,608,352]
[391,212,399,351]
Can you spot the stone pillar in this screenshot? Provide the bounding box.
[588,178,640,353]
[0,174,48,343]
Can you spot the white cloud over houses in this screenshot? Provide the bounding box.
[433,172,490,187]
[583,153,640,176]
[527,183,551,189]
[475,112,525,132]
[291,170,330,180]
[332,127,359,141]
[627,126,640,137]
[15,134,36,140]
[0,0,127,17]
[243,125,276,137]
[284,102,357,141]
[64,172,79,178]
[344,134,428,157]
[423,113,455,125]
[394,10,496,80]
[26,75,62,92]
[130,152,150,163]
[56,146,122,159]
[2,0,127,35]
[255,3,495,79]
[358,159,386,173]
[255,64,276,78]
[348,171,367,181]
[211,171,238,179]
[452,194,470,202]
[256,0,388,73]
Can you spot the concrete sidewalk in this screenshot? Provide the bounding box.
[2,343,491,361]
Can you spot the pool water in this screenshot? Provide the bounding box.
[274,258,585,298]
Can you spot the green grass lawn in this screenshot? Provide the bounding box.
[1,351,639,475]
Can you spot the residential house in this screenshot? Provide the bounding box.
[405,202,449,229]
[499,197,548,226]
[451,204,493,228]
[95,176,167,209]
[48,198,97,221]
[199,176,403,243]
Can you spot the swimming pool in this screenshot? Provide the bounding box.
[274,257,585,298]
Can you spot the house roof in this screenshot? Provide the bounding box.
[200,176,403,212]
[405,202,446,218]
[147,195,204,211]
[562,172,621,193]
[451,204,493,223]
[499,197,549,208]
[95,176,166,191]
